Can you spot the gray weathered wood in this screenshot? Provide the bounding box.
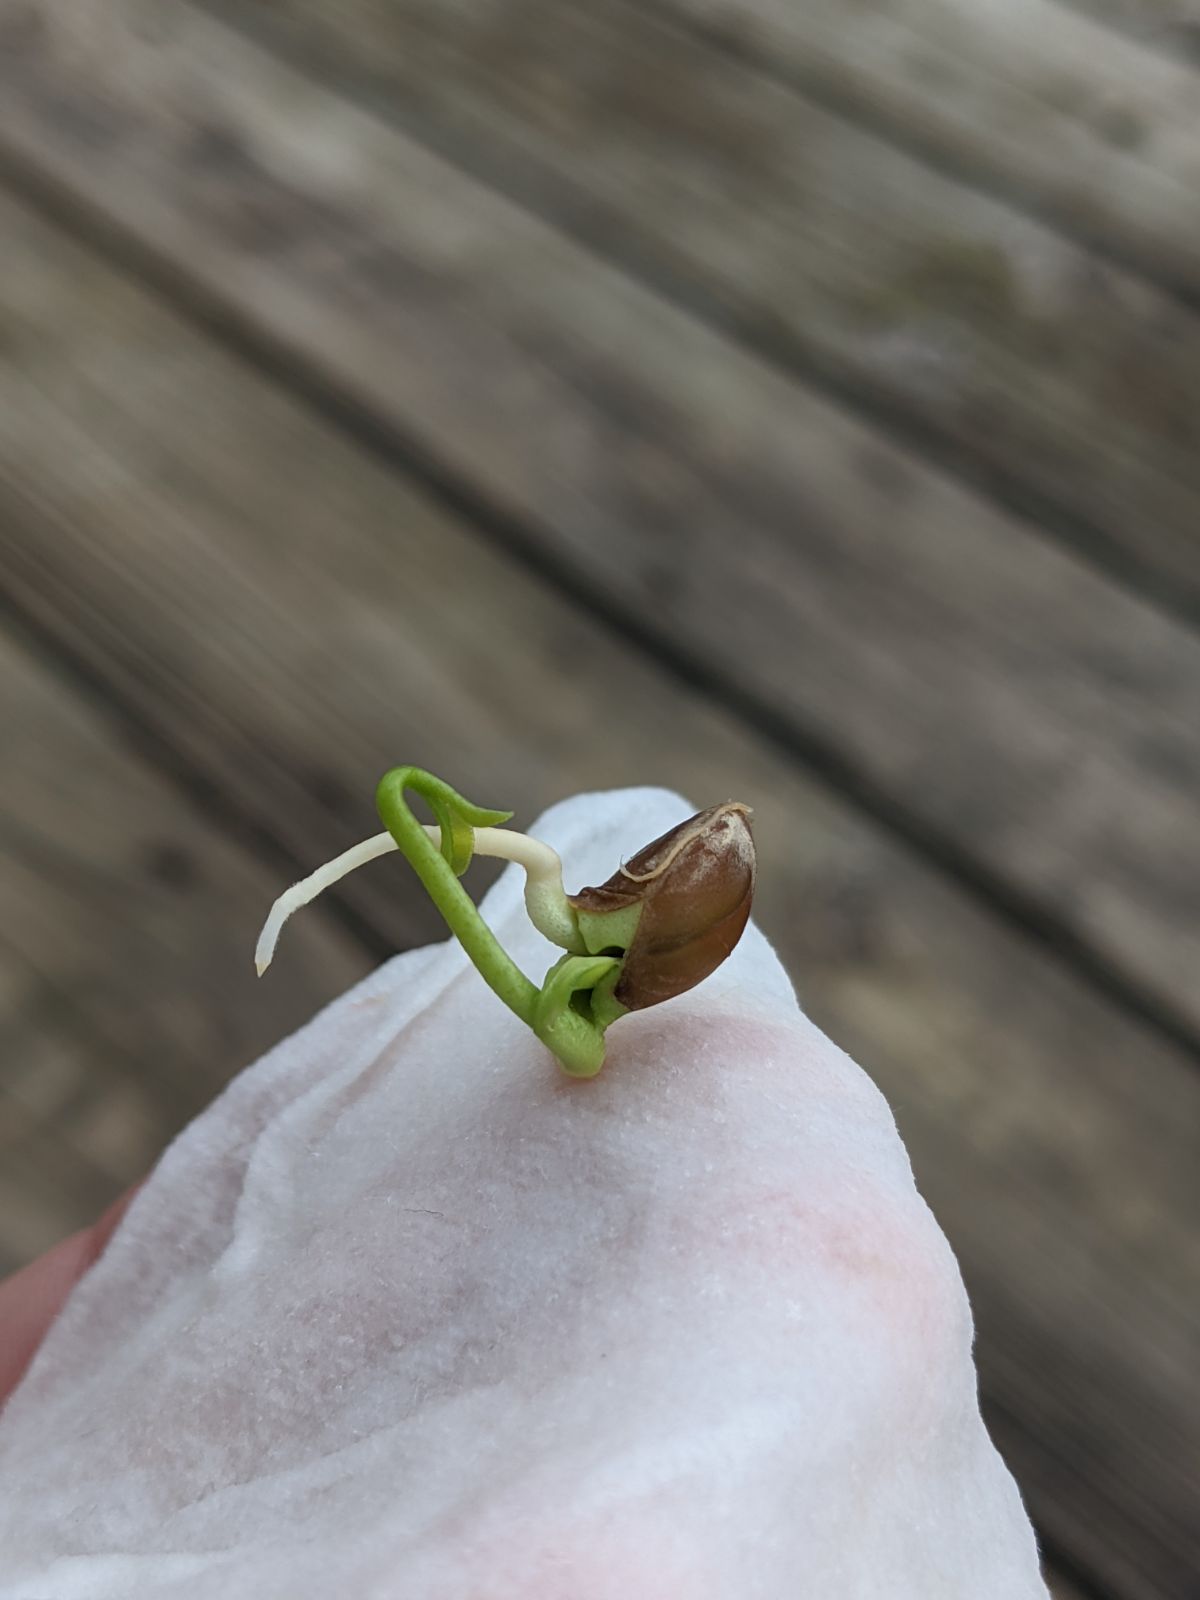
[218,0,1200,613]
[1046,1575,1094,1600]
[1,0,1197,1044]
[0,188,1195,1597]
[637,0,1200,297]
[0,628,369,1270]
[1053,0,1200,63]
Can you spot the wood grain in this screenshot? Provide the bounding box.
[0,628,369,1273]
[1044,1568,1101,1600]
[0,188,1195,1597]
[636,0,1200,298]
[1052,0,1200,63]
[1,0,1197,1044]
[216,0,1200,613]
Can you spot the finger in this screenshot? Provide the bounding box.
[0,1186,137,1406]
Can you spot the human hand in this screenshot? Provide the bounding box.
[0,1187,135,1407]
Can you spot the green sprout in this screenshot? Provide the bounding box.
[256,767,755,1077]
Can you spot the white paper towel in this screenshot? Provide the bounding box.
[0,788,1048,1599]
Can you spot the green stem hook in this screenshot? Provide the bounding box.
[374,767,616,1075]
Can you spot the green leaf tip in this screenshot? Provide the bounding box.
[375,766,512,876]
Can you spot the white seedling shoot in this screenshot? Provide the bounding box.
[255,825,578,977]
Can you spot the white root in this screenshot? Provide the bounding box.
[255,825,578,975]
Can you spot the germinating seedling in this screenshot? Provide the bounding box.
[256,767,755,1076]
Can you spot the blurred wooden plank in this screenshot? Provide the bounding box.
[637,0,1200,300]
[1053,0,1200,62]
[0,627,370,1273]
[1,0,1197,1045]
[1045,1571,1096,1600]
[0,191,1195,1599]
[221,0,1200,613]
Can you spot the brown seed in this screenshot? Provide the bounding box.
[569,803,755,1010]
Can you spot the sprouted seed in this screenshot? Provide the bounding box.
[256,767,755,1077]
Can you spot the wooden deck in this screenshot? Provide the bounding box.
[1,2,1197,1594]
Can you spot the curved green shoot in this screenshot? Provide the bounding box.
[373,766,538,1026]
